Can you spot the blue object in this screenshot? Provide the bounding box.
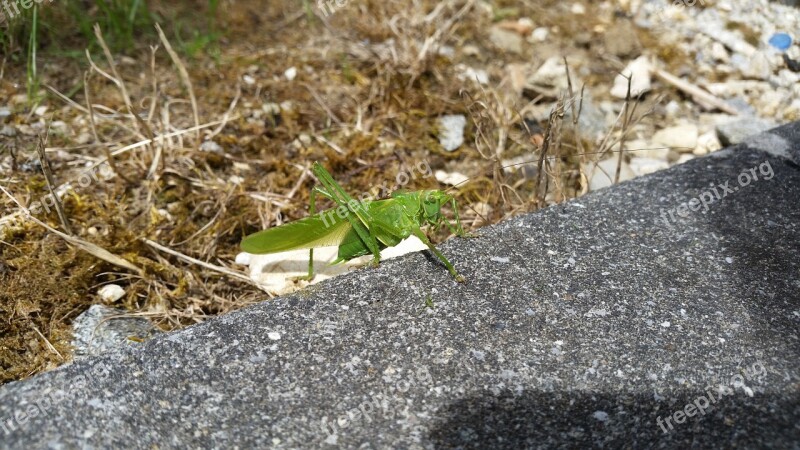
[768,33,792,51]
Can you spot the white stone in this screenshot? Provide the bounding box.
[694,131,722,155]
[741,50,772,80]
[528,56,569,91]
[531,27,549,42]
[98,284,126,303]
[435,170,469,187]
[710,42,729,62]
[284,67,297,81]
[456,65,489,85]
[626,139,669,160]
[583,158,635,191]
[489,26,523,54]
[611,56,652,99]
[438,115,467,152]
[267,332,281,341]
[200,140,223,153]
[628,157,669,176]
[652,124,698,152]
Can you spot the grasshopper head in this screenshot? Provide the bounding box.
[422,190,451,224]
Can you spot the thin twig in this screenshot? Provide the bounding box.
[303,82,343,126]
[84,70,132,183]
[31,324,63,359]
[35,132,73,235]
[155,23,201,144]
[616,74,632,184]
[654,69,739,115]
[93,24,142,135]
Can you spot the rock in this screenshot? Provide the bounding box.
[530,27,549,42]
[741,50,773,80]
[694,131,722,155]
[603,19,641,57]
[75,132,92,145]
[434,170,469,187]
[489,26,523,54]
[462,45,480,56]
[200,140,224,153]
[284,67,297,81]
[34,106,48,117]
[628,156,669,176]
[437,46,455,57]
[652,124,699,152]
[0,125,16,137]
[570,3,585,14]
[664,100,681,119]
[611,56,652,99]
[754,90,786,118]
[50,121,69,134]
[456,65,489,85]
[526,56,569,94]
[716,118,778,146]
[626,139,669,160]
[711,42,730,63]
[506,63,527,94]
[437,115,467,152]
[496,18,534,36]
[583,158,635,191]
[0,106,11,119]
[71,305,161,360]
[567,91,607,140]
[98,284,125,303]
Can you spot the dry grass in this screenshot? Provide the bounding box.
[0,0,682,384]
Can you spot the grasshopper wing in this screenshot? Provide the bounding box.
[241,211,352,254]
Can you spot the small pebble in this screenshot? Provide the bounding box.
[98,284,126,303]
[437,115,466,152]
[284,67,297,81]
[267,332,281,341]
[200,140,223,153]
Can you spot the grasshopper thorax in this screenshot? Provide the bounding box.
[389,189,451,226]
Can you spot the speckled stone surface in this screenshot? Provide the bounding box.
[1,123,799,449]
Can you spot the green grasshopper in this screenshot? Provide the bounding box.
[241,162,469,282]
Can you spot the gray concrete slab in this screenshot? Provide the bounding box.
[1,122,799,449]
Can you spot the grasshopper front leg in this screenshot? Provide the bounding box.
[293,186,329,282]
[442,198,476,239]
[312,162,383,266]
